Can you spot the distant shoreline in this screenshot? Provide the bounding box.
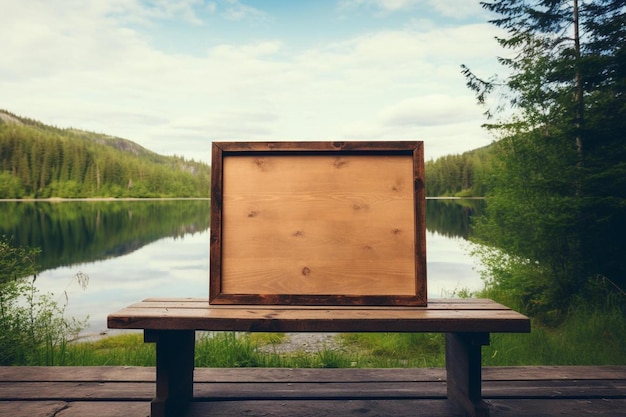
[425,196,485,200]
[0,197,211,202]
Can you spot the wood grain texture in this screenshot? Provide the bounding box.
[146,330,195,417]
[2,368,625,400]
[210,141,426,306]
[446,333,490,417]
[222,154,415,295]
[3,381,625,401]
[127,297,516,310]
[2,367,626,417]
[107,298,530,333]
[3,366,624,383]
[3,398,624,417]
[0,401,69,417]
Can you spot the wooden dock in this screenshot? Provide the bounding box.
[1,366,624,416]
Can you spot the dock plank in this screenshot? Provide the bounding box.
[1,366,624,383]
[1,366,624,417]
[487,399,626,417]
[0,401,68,417]
[56,402,149,417]
[187,399,462,417]
[3,379,624,401]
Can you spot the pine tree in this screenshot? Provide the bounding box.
[463,0,626,312]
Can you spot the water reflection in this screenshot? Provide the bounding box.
[0,200,210,271]
[427,231,478,297]
[3,199,485,335]
[426,198,486,239]
[35,231,210,335]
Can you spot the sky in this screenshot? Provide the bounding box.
[1,0,507,165]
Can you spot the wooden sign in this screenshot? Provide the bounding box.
[210,141,427,306]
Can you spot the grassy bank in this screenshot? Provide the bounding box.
[483,299,626,366]
[21,297,625,367]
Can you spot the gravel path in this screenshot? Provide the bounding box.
[257,333,342,354]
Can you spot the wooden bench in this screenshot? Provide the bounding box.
[108,141,530,417]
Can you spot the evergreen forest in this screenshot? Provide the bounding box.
[0,110,211,199]
[1,107,492,200]
[424,145,494,197]
[461,0,625,316]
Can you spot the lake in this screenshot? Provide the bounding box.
[0,199,486,336]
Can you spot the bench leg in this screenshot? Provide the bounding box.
[145,330,195,417]
[445,332,490,417]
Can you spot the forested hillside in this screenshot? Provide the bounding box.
[424,145,495,197]
[0,110,211,198]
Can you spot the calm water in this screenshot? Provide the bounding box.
[0,199,485,336]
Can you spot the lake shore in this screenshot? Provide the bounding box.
[0,197,210,202]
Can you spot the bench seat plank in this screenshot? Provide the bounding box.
[108,298,530,334]
[124,298,514,311]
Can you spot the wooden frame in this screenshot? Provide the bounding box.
[210,141,426,306]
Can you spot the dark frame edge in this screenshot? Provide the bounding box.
[209,141,427,307]
[209,143,224,304]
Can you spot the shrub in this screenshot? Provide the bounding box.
[0,237,86,365]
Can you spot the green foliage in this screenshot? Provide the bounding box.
[0,237,86,365]
[472,282,626,365]
[0,236,39,285]
[470,133,589,313]
[0,172,24,199]
[0,110,211,198]
[463,1,626,312]
[424,145,495,197]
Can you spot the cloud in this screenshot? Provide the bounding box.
[1,1,502,162]
[338,94,492,158]
[209,40,283,60]
[155,111,279,142]
[220,0,269,21]
[380,95,478,127]
[102,0,208,26]
[338,0,421,13]
[338,0,486,18]
[0,1,157,80]
[141,0,206,24]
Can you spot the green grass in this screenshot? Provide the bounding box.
[50,333,156,366]
[334,300,626,367]
[472,284,626,366]
[339,333,446,367]
[194,332,354,368]
[483,302,626,365]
